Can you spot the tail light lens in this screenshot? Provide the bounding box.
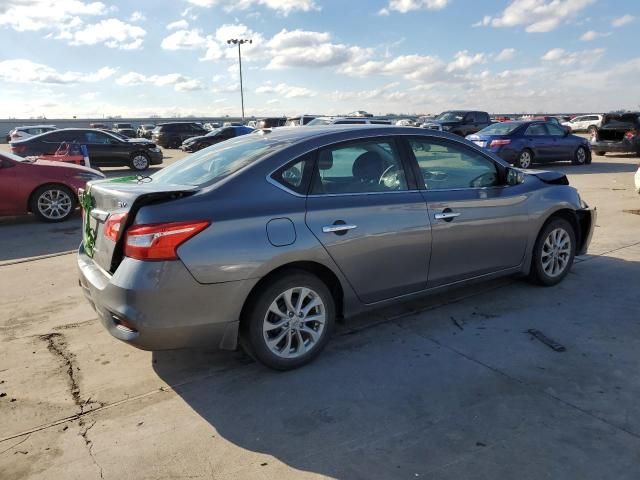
[124,221,209,261]
[489,139,511,147]
[625,129,637,140]
[104,213,128,242]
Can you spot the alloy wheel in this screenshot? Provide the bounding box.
[576,147,586,164]
[519,151,532,168]
[37,189,73,220]
[262,287,326,359]
[132,154,149,170]
[541,228,571,278]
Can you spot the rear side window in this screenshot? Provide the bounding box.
[409,138,498,190]
[478,112,490,123]
[271,152,314,194]
[479,123,520,135]
[311,139,408,194]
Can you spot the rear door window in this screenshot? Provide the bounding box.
[546,123,565,136]
[525,124,547,136]
[311,139,408,194]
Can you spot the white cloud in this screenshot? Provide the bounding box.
[63,18,146,49]
[580,30,610,41]
[611,14,635,27]
[542,47,604,65]
[446,50,486,72]
[0,59,115,84]
[495,48,516,61]
[542,48,565,61]
[378,0,450,15]
[476,0,595,33]
[116,72,204,91]
[185,0,318,15]
[161,29,208,50]
[129,11,145,22]
[0,0,107,32]
[167,19,189,30]
[255,82,316,98]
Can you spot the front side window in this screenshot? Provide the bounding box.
[409,138,499,190]
[311,140,407,194]
[546,123,566,136]
[525,124,547,136]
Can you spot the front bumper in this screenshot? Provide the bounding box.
[576,206,597,256]
[77,245,258,351]
[148,149,163,165]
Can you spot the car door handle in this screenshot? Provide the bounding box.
[322,224,357,233]
[434,212,461,220]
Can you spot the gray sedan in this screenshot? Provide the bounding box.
[78,126,596,370]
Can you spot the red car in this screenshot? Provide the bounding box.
[0,152,105,222]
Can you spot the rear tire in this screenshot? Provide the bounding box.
[515,149,533,169]
[242,270,335,370]
[572,146,587,165]
[529,217,576,286]
[30,184,76,223]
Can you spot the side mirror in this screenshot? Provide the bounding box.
[506,167,525,185]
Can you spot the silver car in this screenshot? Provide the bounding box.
[78,126,596,370]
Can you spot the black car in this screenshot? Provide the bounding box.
[151,122,208,148]
[181,126,254,152]
[423,111,492,136]
[590,113,640,156]
[10,128,163,171]
[256,117,287,128]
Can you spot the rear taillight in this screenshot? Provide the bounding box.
[104,212,128,242]
[11,144,26,154]
[123,221,209,261]
[490,139,511,147]
[625,130,637,140]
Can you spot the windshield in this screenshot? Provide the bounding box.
[151,135,290,187]
[435,112,465,122]
[479,122,521,135]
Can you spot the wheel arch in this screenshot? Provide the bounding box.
[239,260,345,332]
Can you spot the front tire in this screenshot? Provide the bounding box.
[572,146,587,165]
[515,149,533,169]
[30,185,76,222]
[529,217,576,286]
[129,152,150,171]
[243,271,335,370]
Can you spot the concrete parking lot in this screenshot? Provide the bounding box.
[1,145,639,479]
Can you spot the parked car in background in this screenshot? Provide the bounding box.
[347,110,373,117]
[562,114,603,134]
[590,113,640,156]
[203,122,221,131]
[223,122,245,127]
[0,151,104,222]
[11,129,163,171]
[89,123,109,129]
[422,111,492,136]
[285,115,319,126]
[256,117,287,129]
[112,123,137,138]
[137,124,156,139]
[7,125,57,142]
[306,117,392,126]
[395,119,416,126]
[466,121,591,168]
[492,116,513,122]
[151,122,208,148]
[180,126,254,152]
[77,125,595,370]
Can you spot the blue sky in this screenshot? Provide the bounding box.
[0,0,638,118]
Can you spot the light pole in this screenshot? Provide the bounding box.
[226,38,252,122]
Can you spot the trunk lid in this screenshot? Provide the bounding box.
[81,177,198,272]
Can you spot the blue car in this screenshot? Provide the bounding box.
[466,121,591,169]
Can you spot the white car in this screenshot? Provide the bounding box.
[7,125,57,142]
[306,116,392,126]
[562,115,603,134]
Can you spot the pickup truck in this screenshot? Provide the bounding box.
[421,110,492,136]
[590,112,640,156]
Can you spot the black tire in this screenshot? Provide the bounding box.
[30,184,76,223]
[515,149,533,169]
[242,270,335,370]
[129,152,150,171]
[529,217,576,286]
[572,146,588,165]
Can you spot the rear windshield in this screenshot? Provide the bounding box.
[151,135,289,187]
[478,123,521,135]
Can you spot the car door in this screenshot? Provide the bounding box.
[0,157,20,214]
[523,123,553,161]
[82,131,123,166]
[405,136,529,287]
[545,122,574,161]
[305,137,432,304]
